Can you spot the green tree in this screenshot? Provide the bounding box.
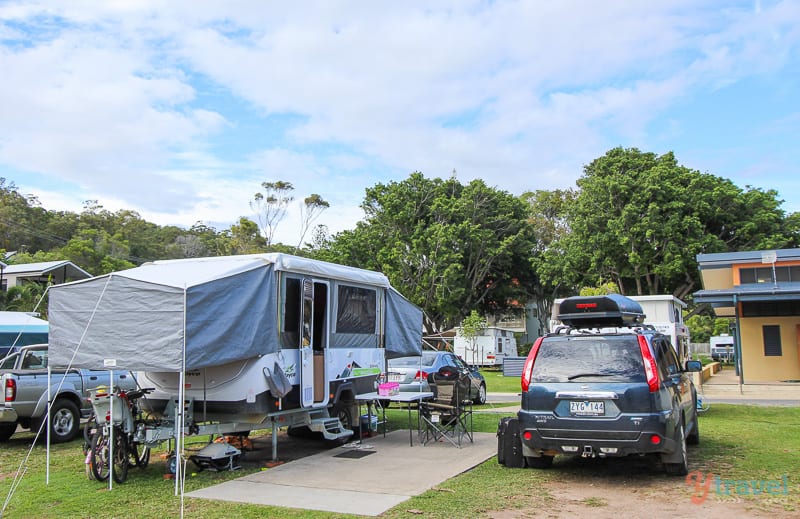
[297,194,330,251]
[521,189,578,334]
[323,172,538,334]
[459,310,488,365]
[713,318,733,336]
[226,217,266,255]
[579,281,620,296]
[542,148,797,300]
[0,283,47,317]
[0,178,56,253]
[51,229,135,275]
[251,181,295,246]
[686,314,713,343]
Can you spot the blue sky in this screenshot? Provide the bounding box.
[1,1,799,245]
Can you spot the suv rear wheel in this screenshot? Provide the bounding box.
[662,422,688,476]
[525,455,554,469]
[687,408,700,445]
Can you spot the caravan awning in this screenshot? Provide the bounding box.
[48,254,422,372]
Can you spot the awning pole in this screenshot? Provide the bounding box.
[177,284,187,502]
[109,369,114,490]
[733,294,743,394]
[46,365,51,484]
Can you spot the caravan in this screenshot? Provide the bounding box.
[47,254,422,449]
[551,295,690,359]
[454,327,518,367]
[0,311,48,358]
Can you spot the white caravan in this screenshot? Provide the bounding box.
[48,254,422,452]
[454,327,518,367]
[551,295,690,359]
[710,334,736,362]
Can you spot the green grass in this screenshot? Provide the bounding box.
[693,353,713,366]
[479,368,522,394]
[2,404,798,518]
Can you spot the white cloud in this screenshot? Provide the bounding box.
[2,0,800,243]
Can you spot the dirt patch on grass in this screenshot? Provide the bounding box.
[485,455,793,519]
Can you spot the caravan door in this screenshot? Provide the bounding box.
[299,279,330,408]
[300,280,314,407]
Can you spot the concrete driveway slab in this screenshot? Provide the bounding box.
[186,430,497,516]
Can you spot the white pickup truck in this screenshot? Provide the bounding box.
[0,344,135,443]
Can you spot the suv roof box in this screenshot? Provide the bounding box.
[557,294,645,328]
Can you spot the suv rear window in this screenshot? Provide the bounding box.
[531,335,645,383]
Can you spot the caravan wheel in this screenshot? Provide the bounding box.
[335,405,353,431]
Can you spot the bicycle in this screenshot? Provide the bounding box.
[85,386,155,483]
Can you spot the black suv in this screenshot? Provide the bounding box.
[517,295,702,475]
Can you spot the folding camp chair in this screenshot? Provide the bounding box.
[419,366,473,448]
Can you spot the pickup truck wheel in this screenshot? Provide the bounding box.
[49,399,80,443]
[0,422,15,442]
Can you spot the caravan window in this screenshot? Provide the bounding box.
[336,285,377,334]
[281,277,303,348]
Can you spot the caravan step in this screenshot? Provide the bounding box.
[308,417,354,441]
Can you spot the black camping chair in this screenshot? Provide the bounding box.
[419,365,473,448]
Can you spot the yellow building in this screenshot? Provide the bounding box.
[694,249,800,383]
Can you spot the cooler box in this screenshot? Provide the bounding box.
[360,414,378,432]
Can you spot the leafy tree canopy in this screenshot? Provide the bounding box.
[538,148,798,300]
[320,172,538,334]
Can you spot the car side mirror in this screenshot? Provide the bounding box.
[684,360,702,372]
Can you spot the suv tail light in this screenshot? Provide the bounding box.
[638,335,660,392]
[521,337,544,392]
[4,378,16,402]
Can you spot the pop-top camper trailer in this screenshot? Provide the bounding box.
[47,254,422,448]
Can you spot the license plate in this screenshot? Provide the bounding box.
[569,401,605,416]
[388,373,402,382]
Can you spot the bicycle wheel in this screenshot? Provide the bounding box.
[90,427,129,483]
[128,441,151,469]
[111,428,129,483]
[89,430,110,481]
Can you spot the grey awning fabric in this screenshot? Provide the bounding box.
[385,288,423,359]
[48,254,422,372]
[49,260,277,372]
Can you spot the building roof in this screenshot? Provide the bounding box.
[696,248,800,269]
[2,260,91,279]
[694,248,800,308]
[0,311,49,332]
[694,282,800,305]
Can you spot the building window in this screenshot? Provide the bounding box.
[762,325,782,357]
[742,301,800,317]
[740,266,800,284]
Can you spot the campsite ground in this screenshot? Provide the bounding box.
[1,404,798,518]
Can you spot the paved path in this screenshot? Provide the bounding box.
[186,431,497,516]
